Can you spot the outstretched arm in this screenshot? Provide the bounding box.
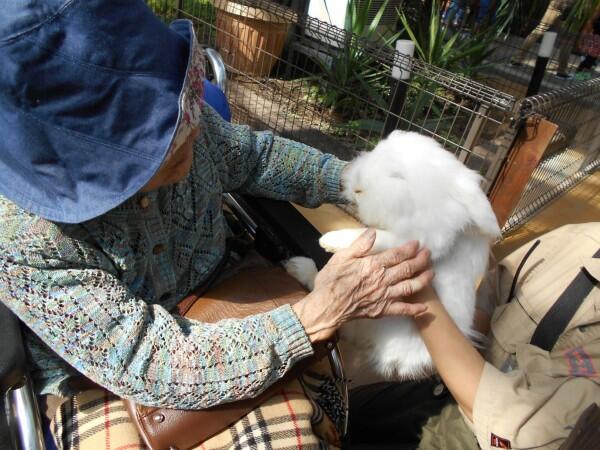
[0,241,314,410]
[199,103,348,206]
[412,290,485,420]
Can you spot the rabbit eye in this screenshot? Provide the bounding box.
[354,189,363,194]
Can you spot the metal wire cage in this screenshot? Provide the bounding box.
[503,77,600,232]
[148,0,518,193]
[481,0,598,97]
[147,0,600,233]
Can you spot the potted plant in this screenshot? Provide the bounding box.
[214,0,297,77]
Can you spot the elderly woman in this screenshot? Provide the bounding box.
[0,1,433,449]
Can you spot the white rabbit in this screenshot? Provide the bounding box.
[284,130,500,380]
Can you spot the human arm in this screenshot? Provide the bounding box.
[412,224,600,449]
[412,290,600,450]
[412,291,485,420]
[0,213,314,409]
[199,103,347,206]
[0,207,432,408]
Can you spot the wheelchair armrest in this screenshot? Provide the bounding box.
[236,195,332,269]
[0,302,26,394]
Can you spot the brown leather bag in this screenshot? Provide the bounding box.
[125,266,334,450]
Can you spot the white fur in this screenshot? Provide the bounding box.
[282,257,318,291]
[286,130,500,382]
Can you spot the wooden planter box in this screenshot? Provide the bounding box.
[214,0,295,77]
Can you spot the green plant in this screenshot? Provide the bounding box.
[563,0,600,32]
[396,0,509,77]
[308,0,400,117]
[383,0,509,148]
[495,0,546,36]
[147,0,215,25]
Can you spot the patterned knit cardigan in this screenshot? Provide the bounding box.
[0,104,347,410]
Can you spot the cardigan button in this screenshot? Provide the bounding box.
[432,383,445,397]
[152,244,165,255]
[139,196,150,209]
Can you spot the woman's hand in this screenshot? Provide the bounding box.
[292,229,434,343]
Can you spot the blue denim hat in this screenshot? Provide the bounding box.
[0,0,205,223]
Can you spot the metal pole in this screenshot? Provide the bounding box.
[5,378,46,450]
[526,31,557,97]
[383,40,415,137]
[177,0,183,19]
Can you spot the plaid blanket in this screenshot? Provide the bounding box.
[52,364,343,450]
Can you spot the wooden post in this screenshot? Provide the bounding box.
[489,115,559,228]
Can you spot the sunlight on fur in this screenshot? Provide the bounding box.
[284,130,500,384]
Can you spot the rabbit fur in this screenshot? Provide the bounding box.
[284,130,500,380]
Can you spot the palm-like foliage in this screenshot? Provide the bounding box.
[564,0,600,32]
[309,0,400,117]
[390,0,517,148]
[397,0,511,77]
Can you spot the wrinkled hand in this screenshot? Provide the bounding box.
[292,229,434,343]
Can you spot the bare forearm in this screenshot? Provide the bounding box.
[414,298,485,420]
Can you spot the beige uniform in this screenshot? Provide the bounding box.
[421,223,600,449]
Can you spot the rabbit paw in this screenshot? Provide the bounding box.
[282,256,318,291]
[319,228,367,253]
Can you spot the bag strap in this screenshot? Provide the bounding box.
[530,248,600,351]
[507,239,541,303]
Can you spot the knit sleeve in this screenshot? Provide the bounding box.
[200,103,348,206]
[0,215,313,409]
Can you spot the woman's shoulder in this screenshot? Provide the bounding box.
[0,195,59,243]
[199,101,253,146]
[0,196,106,269]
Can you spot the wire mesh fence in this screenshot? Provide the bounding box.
[502,77,600,232]
[147,0,600,233]
[482,0,599,98]
[148,0,518,193]
[484,32,585,97]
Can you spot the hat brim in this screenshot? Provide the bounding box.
[0,1,204,223]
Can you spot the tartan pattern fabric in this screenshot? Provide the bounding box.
[52,378,341,450]
[53,390,146,450]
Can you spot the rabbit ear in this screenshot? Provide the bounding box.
[451,173,501,238]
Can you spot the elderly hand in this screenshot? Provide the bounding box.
[292,229,434,343]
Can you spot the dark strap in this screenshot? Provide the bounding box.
[507,239,541,303]
[530,248,600,351]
